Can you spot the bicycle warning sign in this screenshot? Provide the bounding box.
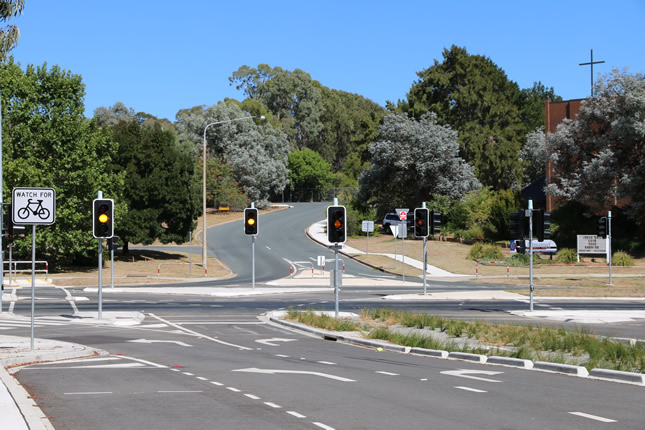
[12,187,56,225]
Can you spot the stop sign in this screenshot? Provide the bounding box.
[399,211,407,221]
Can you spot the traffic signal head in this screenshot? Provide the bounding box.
[597,217,607,239]
[414,208,429,237]
[93,199,114,238]
[532,209,551,242]
[509,210,525,240]
[515,240,526,254]
[431,211,441,235]
[327,205,346,243]
[244,208,258,236]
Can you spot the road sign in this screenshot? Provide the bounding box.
[399,211,407,221]
[12,187,56,225]
[361,220,374,233]
[395,208,409,220]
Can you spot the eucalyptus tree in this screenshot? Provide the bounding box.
[176,101,289,207]
[358,113,480,213]
[545,69,645,222]
[0,0,24,60]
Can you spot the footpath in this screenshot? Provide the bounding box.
[2,220,645,428]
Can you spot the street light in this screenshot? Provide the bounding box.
[201,115,265,271]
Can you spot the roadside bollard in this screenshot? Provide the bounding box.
[476,261,479,279]
[507,264,510,279]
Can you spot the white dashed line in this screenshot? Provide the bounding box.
[64,392,112,395]
[264,402,282,408]
[210,381,224,386]
[196,376,208,381]
[182,372,194,376]
[455,386,487,393]
[287,411,306,418]
[158,390,203,393]
[313,422,336,430]
[226,387,241,392]
[245,394,261,400]
[317,361,336,365]
[376,371,399,376]
[275,354,290,358]
[569,412,617,423]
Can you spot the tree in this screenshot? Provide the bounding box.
[520,128,547,186]
[229,64,324,150]
[287,149,334,201]
[545,69,645,223]
[358,113,480,213]
[0,0,24,60]
[107,116,199,253]
[401,45,528,190]
[175,102,289,207]
[1,59,124,266]
[519,81,562,131]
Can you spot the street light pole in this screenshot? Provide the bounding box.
[201,115,265,271]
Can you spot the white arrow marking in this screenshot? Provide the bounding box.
[127,338,192,347]
[255,338,298,346]
[440,369,503,383]
[232,368,355,382]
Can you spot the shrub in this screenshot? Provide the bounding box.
[612,251,634,266]
[467,243,504,260]
[556,248,578,264]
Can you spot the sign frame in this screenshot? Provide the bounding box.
[12,187,56,225]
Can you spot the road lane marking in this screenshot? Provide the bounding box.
[441,369,503,383]
[256,338,297,346]
[148,313,252,351]
[313,422,336,430]
[158,390,203,393]
[375,371,399,376]
[127,338,192,347]
[65,392,112,395]
[265,402,282,408]
[210,381,224,386]
[245,394,261,400]
[183,372,194,376]
[233,367,356,382]
[226,387,241,392]
[287,411,306,418]
[196,376,208,381]
[455,386,487,393]
[569,412,616,423]
[317,361,336,365]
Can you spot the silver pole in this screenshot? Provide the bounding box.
[423,237,427,294]
[252,236,256,289]
[110,239,114,289]
[0,87,4,313]
[31,225,36,351]
[97,191,103,319]
[402,232,405,283]
[608,211,612,285]
[334,247,339,318]
[528,200,534,312]
[189,231,192,277]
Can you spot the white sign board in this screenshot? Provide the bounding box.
[362,220,374,233]
[577,235,607,254]
[391,221,407,239]
[12,187,56,225]
[395,208,409,220]
[317,256,326,267]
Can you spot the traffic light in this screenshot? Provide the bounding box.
[244,208,258,236]
[93,199,114,239]
[430,211,441,235]
[597,217,607,239]
[327,205,346,243]
[532,209,551,242]
[108,236,120,252]
[515,240,526,254]
[414,208,429,237]
[509,210,525,240]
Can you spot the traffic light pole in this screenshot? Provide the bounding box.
[608,211,612,285]
[97,191,103,319]
[252,235,256,289]
[334,246,339,318]
[528,200,534,312]
[30,225,36,351]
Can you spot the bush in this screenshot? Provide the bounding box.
[467,243,504,260]
[556,248,578,264]
[613,251,634,266]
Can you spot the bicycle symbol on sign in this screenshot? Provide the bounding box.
[17,199,51,220]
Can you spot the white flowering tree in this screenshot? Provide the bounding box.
[545,69,645,221]
[358,113,481,212]
[176,102,289,208]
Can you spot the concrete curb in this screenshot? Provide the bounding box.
[486,356,534,369]
[533,361,590,377]
[589,368,645,385]
[0,366,54,430]
[269,312,645,386]
[448,352,487,363]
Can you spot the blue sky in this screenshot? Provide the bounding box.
[9,0,645,121]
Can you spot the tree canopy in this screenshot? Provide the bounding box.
[287,148,334,201]
[0,0,24,60]
[545,69,645,223]
[1,59,124,265]
[358,113,480,213]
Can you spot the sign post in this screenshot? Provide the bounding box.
[12,187,56,351]
[362,221,374,255]
[397,210,408,282]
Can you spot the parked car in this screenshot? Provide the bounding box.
[381,212,414,234]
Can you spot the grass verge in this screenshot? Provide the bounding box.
[286,308,645,373]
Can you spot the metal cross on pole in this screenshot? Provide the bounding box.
[579,49,605,97]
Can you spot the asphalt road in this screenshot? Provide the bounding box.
[4,202,645,428]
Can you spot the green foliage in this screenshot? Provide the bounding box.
[2,59,124,266]
[201,157,248,210]
[467,243,504,261]
[556,248,578,264]
[612,251,634,266]
[287,148,334,201]
[507,252,540,266]
[287,309,365,332]
[110,119,199,250]
[0,1,23,61]
[402,45,528,190]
